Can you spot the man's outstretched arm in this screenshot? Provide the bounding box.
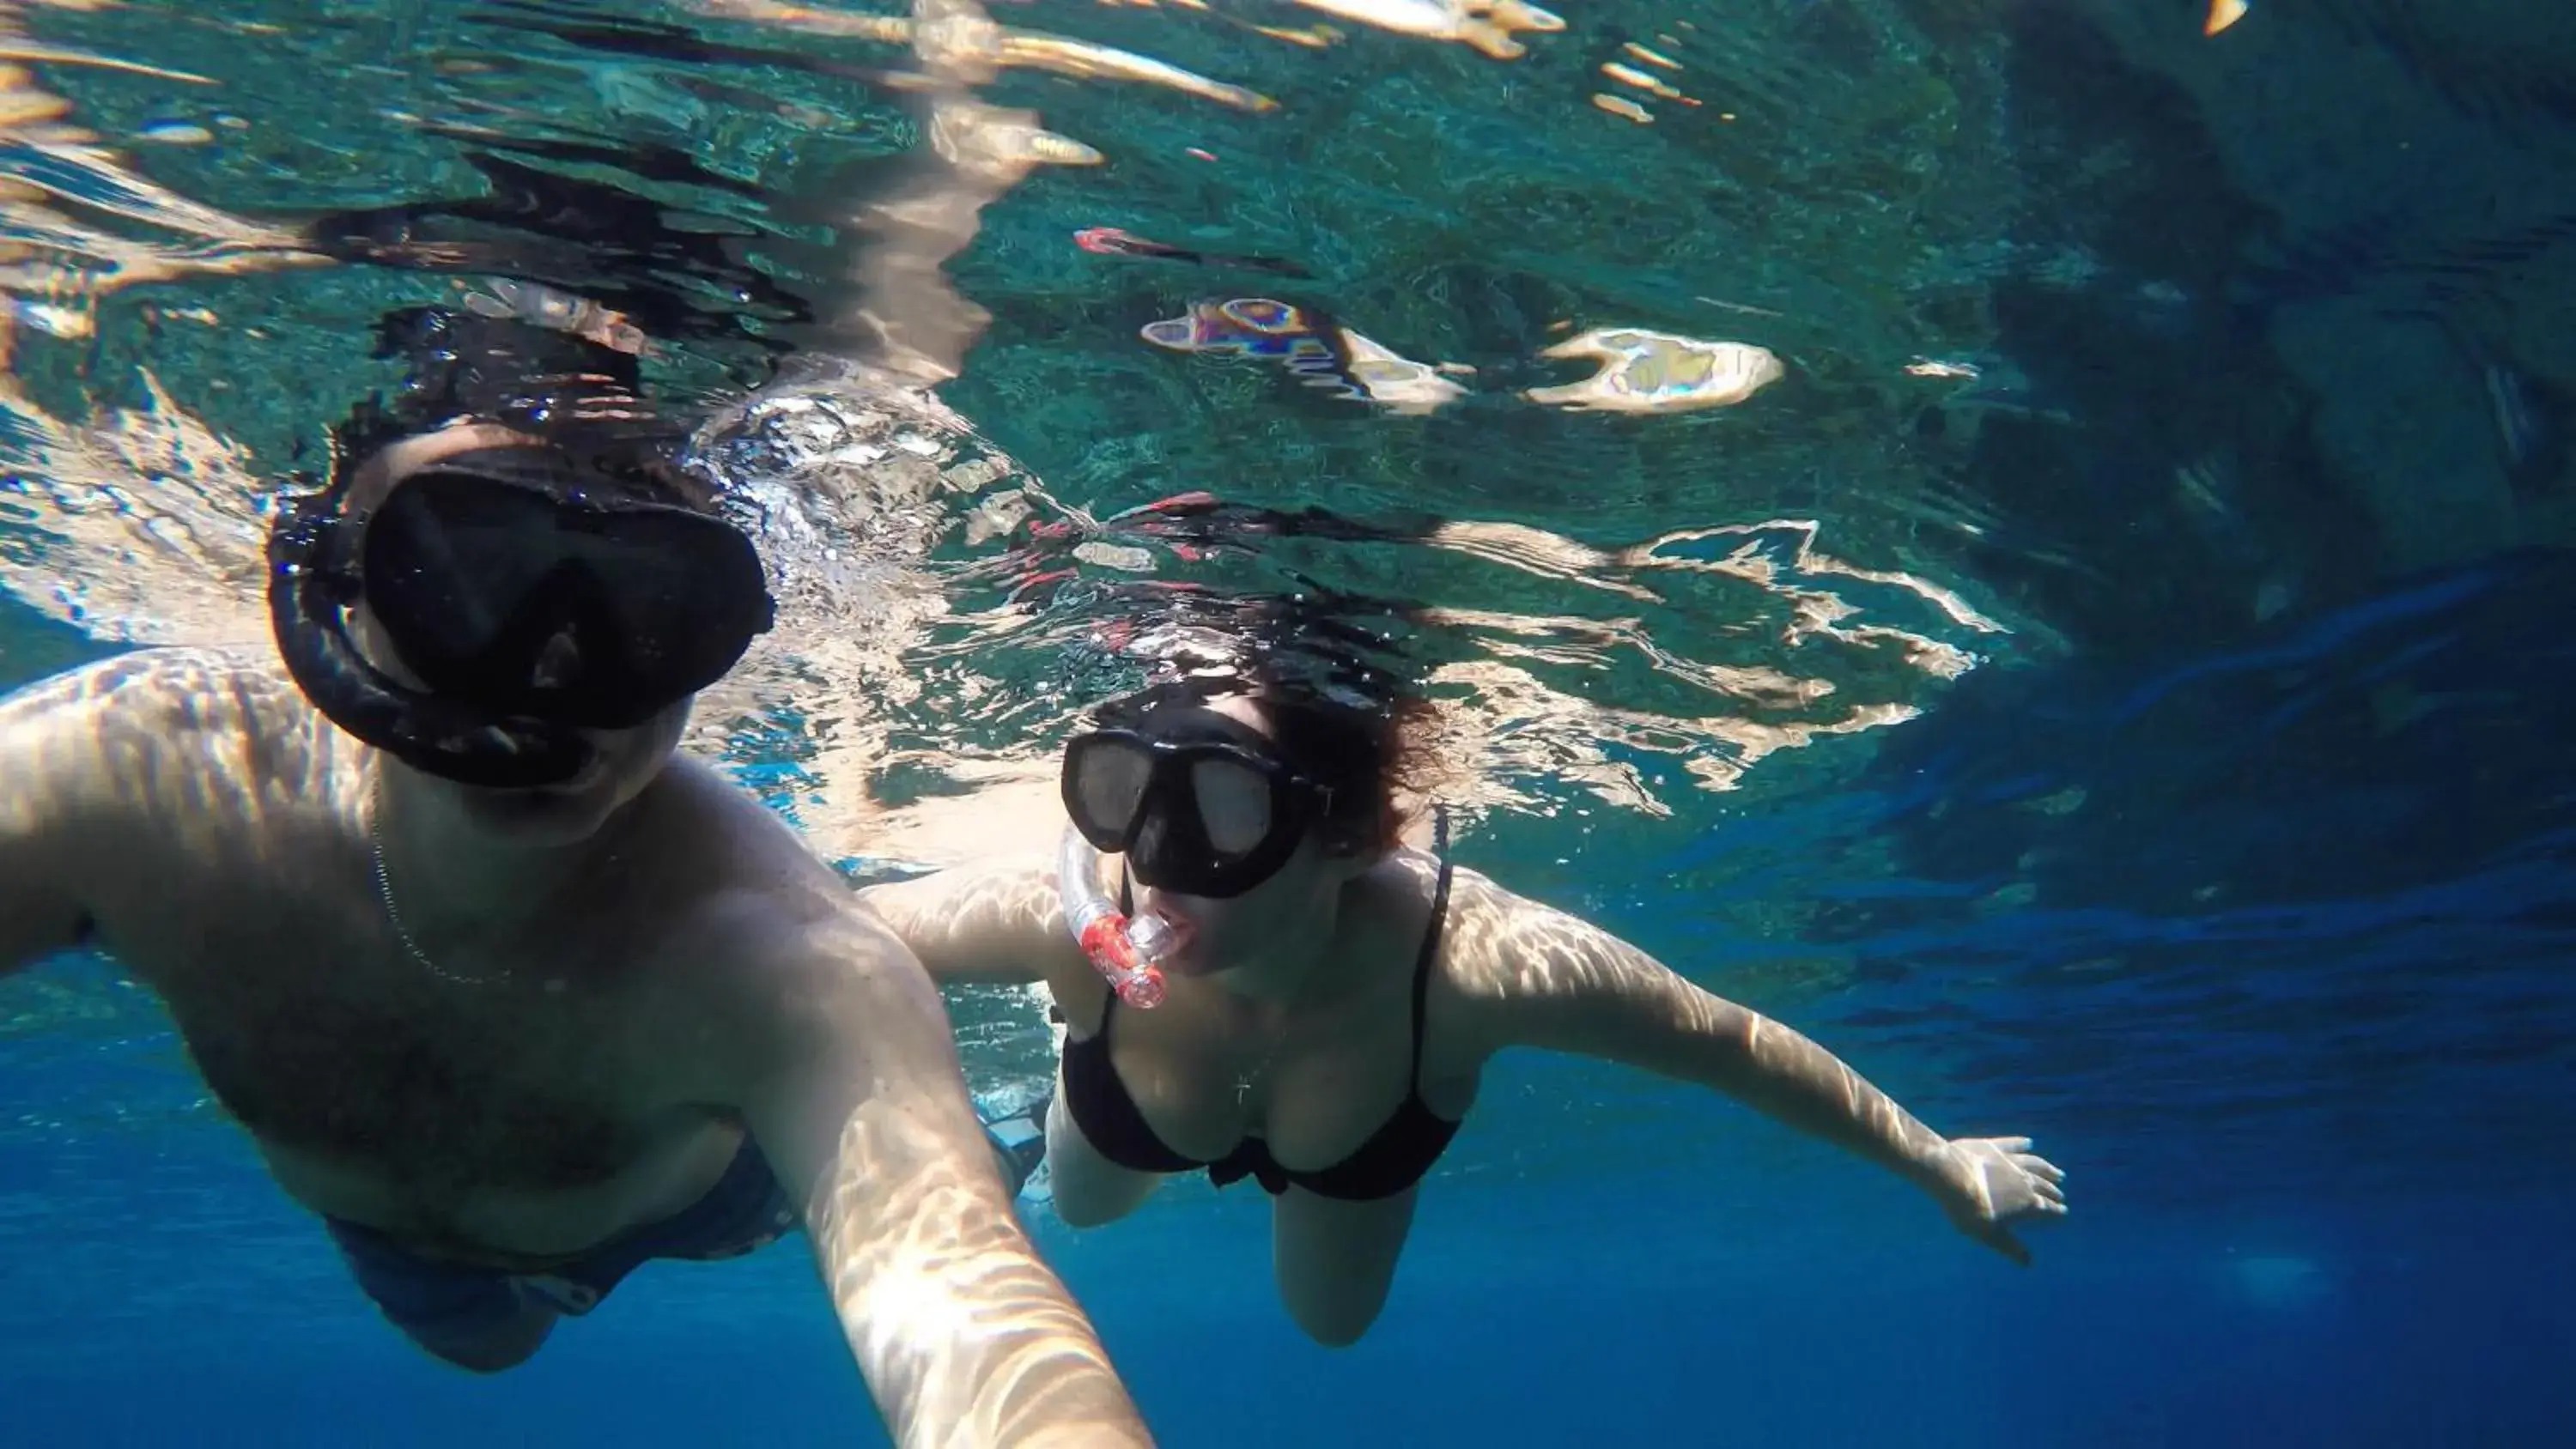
[716,891,1151,1448]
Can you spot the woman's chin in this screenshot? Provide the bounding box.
[1153,923,1220,978]
[1165,949,1227,979]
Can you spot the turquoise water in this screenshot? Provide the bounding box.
[4,1,2574,1443]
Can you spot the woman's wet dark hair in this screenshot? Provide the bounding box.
[1101,593,1437,857]
[1246,664,1435,857]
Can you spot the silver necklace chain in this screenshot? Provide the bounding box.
[1233,1021,1291,1104]
[369,780,511,988]
[1233,1058,1277,1105]
[1229,811,1450,1106]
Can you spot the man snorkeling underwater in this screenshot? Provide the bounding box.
[0,306,1149,1447]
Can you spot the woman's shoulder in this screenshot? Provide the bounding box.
[1402,856,1521,989]
[1417,860,1622,1001]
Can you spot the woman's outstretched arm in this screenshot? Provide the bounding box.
[858,862,1073,985]
[1456,879,2069,1262]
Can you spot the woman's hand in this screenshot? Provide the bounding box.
[1930,1137,2069,1265]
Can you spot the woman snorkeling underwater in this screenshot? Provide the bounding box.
[858,632,2069,1348]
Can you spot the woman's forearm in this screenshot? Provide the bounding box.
[1671,992,1956,1190]
[856,865,1062,985]
[1493,907,1959,1195]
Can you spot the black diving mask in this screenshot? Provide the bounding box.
[269,433,775,789]
[1060,684,1331,900]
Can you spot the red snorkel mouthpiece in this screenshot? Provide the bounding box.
[1059,826,1173,1008]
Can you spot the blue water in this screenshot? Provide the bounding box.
[6,0,2576,1444]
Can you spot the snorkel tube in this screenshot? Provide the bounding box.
[1058,826,1175,1009]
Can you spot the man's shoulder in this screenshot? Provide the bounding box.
[663,871,917,997]
[617,863,931,1103]
[0,648,343,932]
[6,645,309,735]
[629,766,920,992]
[636,761,844,899]
[597,770,958,1113]
[3,646,336,786]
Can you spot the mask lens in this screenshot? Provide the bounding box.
[1069,698,1321,900]
[362,470,769,726]
[1130,809,1178,878]
[1067,736,1155,846]
[1190,755,1273,858]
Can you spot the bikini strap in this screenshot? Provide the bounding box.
[1407,806,1453,1082]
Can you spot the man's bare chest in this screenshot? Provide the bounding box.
[100,858,668,1194]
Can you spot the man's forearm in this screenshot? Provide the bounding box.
[807,1114,1151,1447]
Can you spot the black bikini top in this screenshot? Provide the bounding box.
[1059,816,1461,1201]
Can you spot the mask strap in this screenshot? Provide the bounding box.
[343,422,549,520]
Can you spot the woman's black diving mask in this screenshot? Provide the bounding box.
[269,433,775,789]
[1060,684,1331,899]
